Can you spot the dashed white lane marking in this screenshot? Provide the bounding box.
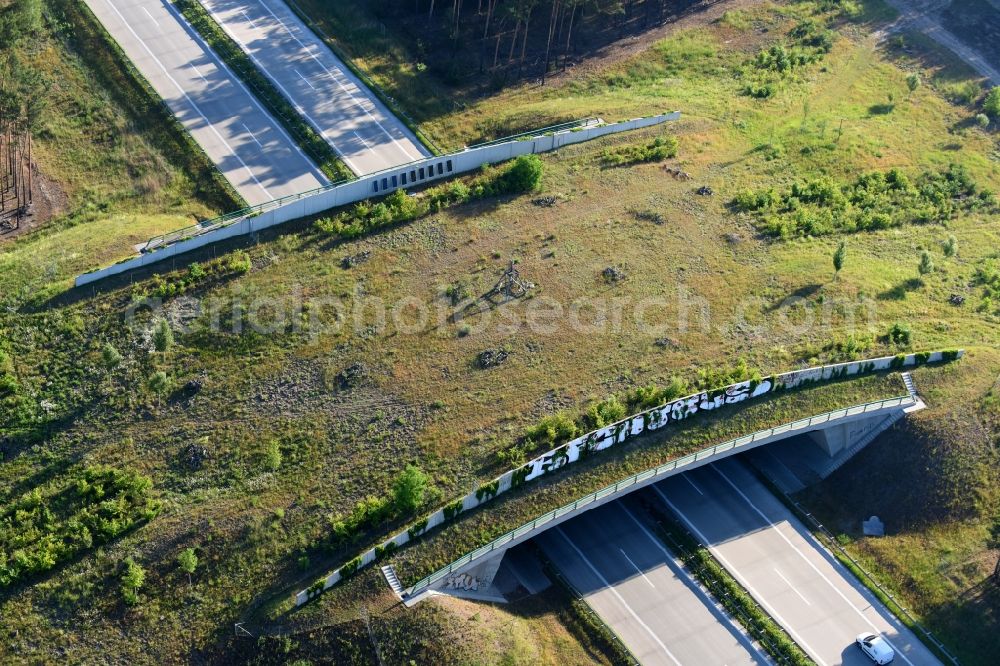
[241,10,259,30]
[774,567,812,606]
[193,0,349,175]
[255,0,424,162]
[353,131,371,149]
[295,68,317,90]
[242,123,263,148]
[142,7,158,26]
[651,483,830,666]
[711,465,918,666]
[97,0,274,201]
[683,474,705,495]
[615,502,771,664]
[619,548,655,589]
[554,526,683,666]
[159,0,328,185]
[189,63,208,83]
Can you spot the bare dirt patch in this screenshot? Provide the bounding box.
[0,165,68,241]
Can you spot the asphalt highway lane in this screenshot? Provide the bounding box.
[85,0,328,205]
[652,458,942,666]
[198,0,430,175]
[537,500,767,665]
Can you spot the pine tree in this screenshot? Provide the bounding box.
[833,240,846,277]
[918,250,934,276]
[153,319,173,354]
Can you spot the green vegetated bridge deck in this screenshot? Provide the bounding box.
[282,351,959,619]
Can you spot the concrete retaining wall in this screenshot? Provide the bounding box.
[75,113,680,287]
[293,350,962,606]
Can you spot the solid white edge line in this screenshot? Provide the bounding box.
[160,0,329,185]
[96,0,274,201]
[197,0,359,175]
[254,0,425,162]
[553,526,683,666]
[650,483,830,666]
[711,464,919,666]
[614,502,770,665]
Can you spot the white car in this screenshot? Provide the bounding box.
[856,632,895,664]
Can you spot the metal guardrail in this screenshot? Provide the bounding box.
[651,517,805,665]
[137,115,608,253]
[779,492,961,665]
[139,180,347,252]
[467,118,600,149]
[536,546,640,665]
[407,394,913,595]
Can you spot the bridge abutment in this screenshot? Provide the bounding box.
[807,412,892,456]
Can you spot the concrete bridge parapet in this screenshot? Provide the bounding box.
[405,394,915,605]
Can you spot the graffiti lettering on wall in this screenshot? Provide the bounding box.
[522,378,773,483]
[293,350,961,607]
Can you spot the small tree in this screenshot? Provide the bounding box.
[153,319,173,354]
[263,439,282,472]
[833,240,846,277]
[148,371,172,406]
[102,343,122,371]
[942,235,957,258]
[392,464,429,515]
[500,154,544,193]
[121,558,146,605]
[984,86,1000,120]
[102,343,122,390]
[905,73,920,96]
[887,322,912,347]
[976,113,991,129]
[918,250,934,276]
[177,548,198,587]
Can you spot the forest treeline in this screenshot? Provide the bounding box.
[367,0,705,84]
[0,0,46,229]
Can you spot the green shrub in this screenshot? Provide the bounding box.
[524,412,579,447]
[407,518,429,539]
[0,467,159,588]
[744,82,775,99]
[601,135,679,166]
[392,464,429,515]
[443,500,464,521]
[314,156,545,241]
[511,465,531,488]
[498,154,544,192]
[887,322,912,347]
[475,480,500,502]
[581,395,628,429]
[306,579,325,600]
[339,556,362,578]
[626,377,689,411]
[325,495,394,551]
[740,165,994,238]
[984,87,1000,119]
